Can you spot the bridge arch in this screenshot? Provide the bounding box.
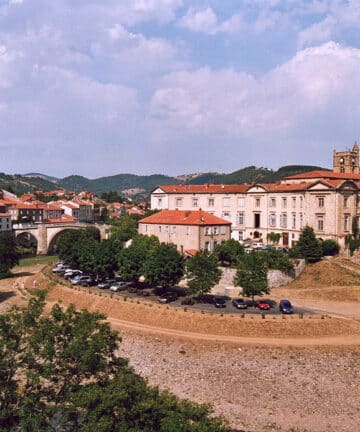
[15,231,38,255]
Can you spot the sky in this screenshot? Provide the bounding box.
[1,0,360,178]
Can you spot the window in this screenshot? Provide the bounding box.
[165,225,169,233]
[344,214,350,231]
[157,198,162,208]
[269,213,276,227]
[318,197,324,207]
[223,197,230,207]
[205,226,212,235]
[186,226,190,235]
[204,241,210,251]
[213,226,219,235]
[280,213,287,228]
[192,198,198,207]
[239,231,244,240]
[344,196,349,208]
[292,213,296,229]
[317,216,324,231]
[145,225,148,233]
[222,212,231,220]
[300,197,303,208]
[282,197,287,208]
[255,198,261,207]
[208,198,214,207]
[292,197,296,208]
[175,198,183,207]
[171,226,176,234]
[158,226,162,233]
[220,226,226,234]
[237,212,245,225]
[269,198,276,207]
[300,213,303,228]
[238,197,245,207]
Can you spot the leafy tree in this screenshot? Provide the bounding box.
[261,248,294,274]
[0,232,19,278]
[267,232,281,244]
[118,234,159,283]
[352,215,359,239]
[186,252,222,296]
[213,239,244,266]
[109,215,138,242]
[0,293,230,431]
[321,239,340,256]
[93,238,121,279]
[234,252,269,301]
[296,225,322,263]
[142,243,185,288]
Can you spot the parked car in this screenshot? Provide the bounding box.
[52,264,70,273]
[79,276,96,287]
[109,282,129,292]
[255,300,271,311]
[261,298,277,308]
[64,270,83,280]
[244,299,257,307]
[97,279,116,289]
[232,298,248,309]
[214,296,227,308]
[279,299,294,314]
[71,275,91,286]
[158,292,178,304]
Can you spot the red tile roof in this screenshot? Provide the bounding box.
[139,209,231,226]
[156,184,248,194]
[285,170,360,180]
[0,213,10,217]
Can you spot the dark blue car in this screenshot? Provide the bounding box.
[279,299,293,314]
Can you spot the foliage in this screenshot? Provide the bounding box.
[186,252,222,296]
[0,293,230,431]
[100,190,125,203]
[234,252,269,300]
[109,215,138,242]
[266,232,281,244]
[295,225,322,263]
[0,232,19,277]
[261,249,294,274]
[213,239,244,266]
[352,215,359,239]
[118,234,160,283]
[321,239,340,256]
[142,243,185,288]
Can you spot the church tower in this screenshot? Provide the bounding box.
[333,142,359,174]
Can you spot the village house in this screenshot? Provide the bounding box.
[138,209,231,253]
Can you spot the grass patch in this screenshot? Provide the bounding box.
[18,255,58,267]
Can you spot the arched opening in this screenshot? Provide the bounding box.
[47,229,79,255]
[16,232,38,257]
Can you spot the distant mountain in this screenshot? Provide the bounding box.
[23,173,60,183]
[0,164,329,197]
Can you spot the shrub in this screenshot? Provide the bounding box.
[321,239,340,256]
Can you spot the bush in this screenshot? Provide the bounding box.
[321,239,340,256]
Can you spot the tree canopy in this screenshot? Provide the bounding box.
[294,225,322,263]
[0,292,230,431]
[213,239,244,266]
[186,252,222,296]
[0,232,19,278]
[234,252,269,300]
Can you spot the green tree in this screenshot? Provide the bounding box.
[0,232,19,278]
[109,215,138,242]
[296,225,323,263]
[213,239,244,266]
[186,252,222,296]
[352,215,359,239]
[234,252,269,301]
[267,232,281,245]
[93,238,121,279]
[118,234,159,283]
[321,239,340,256]
[0,293,230,431]
[142,243,185,288]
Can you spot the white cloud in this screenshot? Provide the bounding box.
[179,7,243,35]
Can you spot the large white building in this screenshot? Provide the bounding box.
[151,145,360,248]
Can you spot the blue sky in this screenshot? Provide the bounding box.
[1,0,360,178]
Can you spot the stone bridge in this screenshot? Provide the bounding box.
[13,222,109,255]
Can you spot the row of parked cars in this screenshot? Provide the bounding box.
[52,262,294,313]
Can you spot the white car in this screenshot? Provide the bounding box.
[109,282,129,292]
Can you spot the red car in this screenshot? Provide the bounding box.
[255,301,271,310]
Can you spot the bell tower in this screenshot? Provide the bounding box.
[333,142,359,174]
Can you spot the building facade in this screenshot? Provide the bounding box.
[138,209,231,253]
[151,146,360,248]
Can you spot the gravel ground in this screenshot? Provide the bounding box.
[118,331,360,432]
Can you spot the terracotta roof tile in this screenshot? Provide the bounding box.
[139,209,231,226]
[285,170,360,180]
[157,184,248,194]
